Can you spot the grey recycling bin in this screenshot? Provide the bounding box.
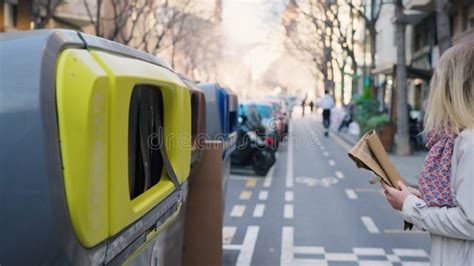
[0,29,191,266]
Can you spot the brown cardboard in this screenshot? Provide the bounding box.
[348,130,404,188]
[365,131,402,188]
[182,141,224,266]
[348,130,413,230]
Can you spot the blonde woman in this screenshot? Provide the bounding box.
[382,43,474,265]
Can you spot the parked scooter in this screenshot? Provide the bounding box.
[231,115,276,176]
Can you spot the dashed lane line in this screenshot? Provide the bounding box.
[361,216,380,234]
[284,204,294,219]
[258,190,268,200]
[239,191,252,200]
[335,171,344,179]
[323,151,329,156]
[263,164,275,188]
[253,204,265,217]
[285,191,294,202]
[230,205,246,217]
[223,226,237,244]
[345,189,358,199]
[286,124,294,188]
[246,178,257,188]
[328,159,336,166]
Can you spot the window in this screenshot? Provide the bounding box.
[255,105,272,118]
[414,15,436,51]
[128,85,164,200]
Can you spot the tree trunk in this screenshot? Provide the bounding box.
[435,0,452,55]
[394,0,411,156]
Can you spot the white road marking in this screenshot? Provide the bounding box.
[325,253,358,261]
[258,190,269,200]
[323,151,329,156]
[281,227,294,266]
[345,189,358,199]
[293,258,327,265]
[230,205,246,217]
[286,123,294,188]
[328,159,335,166]
[393,248,428,257]
[246,178,257,188]
[222,226,237,244]
[293,246,325,254]
[353,248,386,256]
[295,176,338,187]
[280,225,429,266]
[285,191,294,202]
[335,171,344,179]
[236,226,259,266]
[361,216,380,234]
[358,261,392,266]
[284,204,294,219]
[223,244,240,250]
[386,254,401,263]
[253,204,265,217]
[263,164,275,187]
[239,191,252,200]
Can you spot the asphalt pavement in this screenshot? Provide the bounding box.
[223,115,431,266]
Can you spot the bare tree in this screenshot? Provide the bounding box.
[284,0,336,96]
[345,0,383,89]
[285,0,359,100]
[328,0,358,102]
[394,0,411,155]
[83,0,154,46]
[32,0,64,29]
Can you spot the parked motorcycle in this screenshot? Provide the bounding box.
[231,115,276,176]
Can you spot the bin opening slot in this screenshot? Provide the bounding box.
[128,85,165,200]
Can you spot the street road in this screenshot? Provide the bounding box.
[223,115,430,266]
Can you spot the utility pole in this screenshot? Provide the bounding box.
[394,0,411,155]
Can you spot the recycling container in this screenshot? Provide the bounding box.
[181,83,238,266]
[0,29,191,266]
[178,75,207,167]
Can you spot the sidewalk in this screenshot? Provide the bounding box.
[321,112,426,188]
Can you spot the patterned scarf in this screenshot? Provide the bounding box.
[418,129,457,207]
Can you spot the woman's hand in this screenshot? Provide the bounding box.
[381,181,418,211]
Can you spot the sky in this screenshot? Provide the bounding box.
[219,0,315,99]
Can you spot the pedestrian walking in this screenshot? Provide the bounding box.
[301,98,306,117]
[381,43,474,266]
[318,91,334,137]
[309,100,314,113]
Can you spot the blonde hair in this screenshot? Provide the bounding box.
[424,43,474,134]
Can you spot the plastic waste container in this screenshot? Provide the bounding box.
[181,83,238,266]
[0,29,191,266]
